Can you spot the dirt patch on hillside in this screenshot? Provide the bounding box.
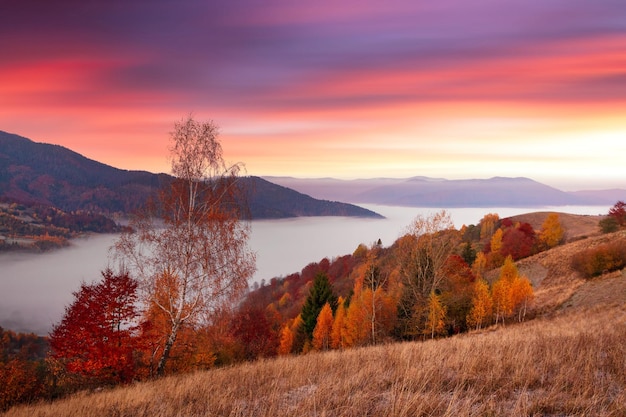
[560,269,626,312]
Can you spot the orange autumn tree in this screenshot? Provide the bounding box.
[358,244,397,345]
[340,248,397,348]
[277,325,294,355]
[471,251,488,280]
[280,315,304,355]
[343,294,369,347]
[331,298,347,349]
[312,303,334,351]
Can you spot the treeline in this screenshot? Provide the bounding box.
[0,201,120,252]
[0,328,49,411]
[241,210,545,357]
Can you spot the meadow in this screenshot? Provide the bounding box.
[5,302,625,417]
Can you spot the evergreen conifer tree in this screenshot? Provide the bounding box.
[300,272,338,339]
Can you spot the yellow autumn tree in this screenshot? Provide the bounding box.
[499,255,518,282]
[425,291,447,338]
[471,251,488,279]
[511,276,534,322]
[489,228,504,267]
[491,256,534,324]
[539,212,565,249]
[479,213,500,240]
[278,292,292,309]
[312,303,334,351]
[467,278,493,330]
[491,278,511,325]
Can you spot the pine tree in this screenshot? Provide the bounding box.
[300,272,337,339]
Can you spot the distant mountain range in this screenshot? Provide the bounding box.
[2,129,622,217]
[264,176,626,208]
[0,131,381,219]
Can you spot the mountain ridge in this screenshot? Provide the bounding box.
[0,131,381,219]
[264,176,626,207]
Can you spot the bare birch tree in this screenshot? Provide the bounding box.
[396,210,458,338]
[115,116,255,376]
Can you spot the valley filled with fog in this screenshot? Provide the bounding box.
[0,205,607,335]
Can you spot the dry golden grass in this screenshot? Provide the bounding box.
[5,303,626,417]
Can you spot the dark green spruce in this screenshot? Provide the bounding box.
[300,272,338,339]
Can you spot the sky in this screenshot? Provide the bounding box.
[1,0,625,191]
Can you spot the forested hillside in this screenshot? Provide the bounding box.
[3,202,625,413]
[3,204,626,414]
[0,201,120,252]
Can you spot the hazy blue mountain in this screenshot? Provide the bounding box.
[0,131,382,219]
[264,176,626,208]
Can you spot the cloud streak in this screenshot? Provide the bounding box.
[1,0,625,189]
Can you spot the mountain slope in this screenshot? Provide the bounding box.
[0,131,381,219]
[0,131,169,213]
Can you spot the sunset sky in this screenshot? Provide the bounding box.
[2,0,625,190]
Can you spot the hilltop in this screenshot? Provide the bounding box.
[507,211,603,242]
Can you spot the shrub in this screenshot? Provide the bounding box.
[571,240,626,278]
[599,217,619,234]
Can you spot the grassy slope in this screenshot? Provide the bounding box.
[4,215,626,417]
[5,305,625,416]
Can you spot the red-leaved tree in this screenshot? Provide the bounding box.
[49,269,140,385]
[609,201,626,226]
